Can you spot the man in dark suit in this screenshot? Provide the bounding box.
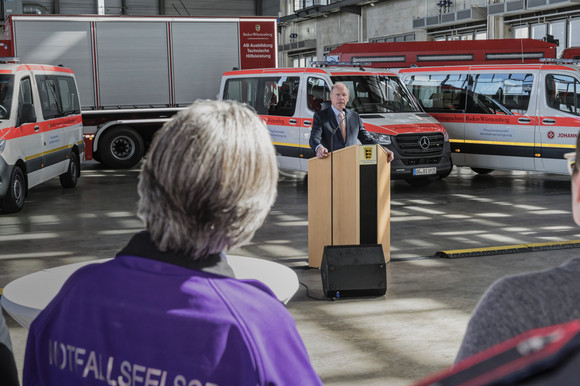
[309,82,394,161]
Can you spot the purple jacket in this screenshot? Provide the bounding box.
[24,232,322,386]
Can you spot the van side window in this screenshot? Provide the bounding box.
[224,78,260,111]
[35,75,80,119]
[470,73,533,115]
[56,76,80,115]
[36,76,60,119]
[405,74,468,113]
[307,78,330,112]
[17,77,36,126]
[546,74,579,116]
[224,77,299,116]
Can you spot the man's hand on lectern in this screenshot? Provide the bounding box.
[316,146,329,159]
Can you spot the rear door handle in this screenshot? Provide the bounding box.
[303,120,312,126]
[518,117,531,124]
[542,119,556,125]
[34,125,40,132]
[289,119,297,125]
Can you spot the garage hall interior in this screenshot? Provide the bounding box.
[2,0,580,385]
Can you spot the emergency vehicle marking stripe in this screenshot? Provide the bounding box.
[272,141,303,148]
[25,144,75,161]
[17,65,74,74]
[223,68,326,76]
[452,142,571,159]
[452,139,535,147]
[450,138,575,150]
[0,116,82,140]
[399,64,574,73]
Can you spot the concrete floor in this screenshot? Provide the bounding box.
[1,162,578,385]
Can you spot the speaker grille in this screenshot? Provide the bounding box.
[321,244,387,298]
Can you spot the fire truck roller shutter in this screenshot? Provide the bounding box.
[98,126,145,169]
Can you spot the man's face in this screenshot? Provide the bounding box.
[330,84,349,111]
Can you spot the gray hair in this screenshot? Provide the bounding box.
[137,100,278,260]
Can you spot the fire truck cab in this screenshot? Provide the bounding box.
[219,67,452,186]
[0,62,83,213]
[398,63,580,175]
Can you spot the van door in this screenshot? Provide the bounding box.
[260,76,302,172]
[35,74,67,178]
[35,74,82,177]
[536,71,580,174]
[15,76,43,187]
[222,75,302,172]
[300,76,331,171]
[464,71,536,171]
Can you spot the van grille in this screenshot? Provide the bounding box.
[393,133,445,157]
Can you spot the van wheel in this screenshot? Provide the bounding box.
[1,166,25,213]
[471,168,494,175]
[100,127,144,169]
[405,177,434,187]
[60,152,80,188]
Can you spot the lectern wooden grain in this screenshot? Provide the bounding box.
[307,144,391,268]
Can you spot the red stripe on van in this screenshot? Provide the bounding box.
[330,71,396,76]
[17,65,74,73]
[261,115,303,126]
[399,66,472,73]
[0,115,82,140]
[365,121,444,135]
[430,113,538,125]
[223,68,326,76]
[540,116,580,127]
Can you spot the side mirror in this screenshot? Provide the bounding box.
[18,103,36,126]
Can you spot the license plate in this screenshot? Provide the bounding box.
[413,167,437,176]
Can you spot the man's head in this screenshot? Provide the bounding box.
[330,82,350,111]
[137,100,278,260]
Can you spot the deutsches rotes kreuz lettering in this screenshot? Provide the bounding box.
[48,340,218,386]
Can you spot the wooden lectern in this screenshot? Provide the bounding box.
[307,144,391,268]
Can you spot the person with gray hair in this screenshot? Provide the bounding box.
[23,100,323,385]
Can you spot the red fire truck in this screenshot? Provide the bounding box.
[1,14,278,168]
[328,39,557,68]
[561,47,580,60]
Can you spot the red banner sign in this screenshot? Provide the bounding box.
[239,20,277,70]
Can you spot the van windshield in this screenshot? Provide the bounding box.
[331,75,420,113]
[0,75,13,120]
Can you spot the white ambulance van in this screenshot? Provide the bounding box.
[0,62,84,213]
[398,63,580,175]
[219,67,452,186]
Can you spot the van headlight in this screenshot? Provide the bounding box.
[370,132,392,145]
[0,139,5,153]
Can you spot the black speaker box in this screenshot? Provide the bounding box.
[320,244,387,298]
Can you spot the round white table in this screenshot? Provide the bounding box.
[1,255,299,329]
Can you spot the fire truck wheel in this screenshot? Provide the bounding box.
[471,167,494,175]
[1,166,25,213]
[404,177,434,187]
[60,151,80,188]
[100,127,144,169]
